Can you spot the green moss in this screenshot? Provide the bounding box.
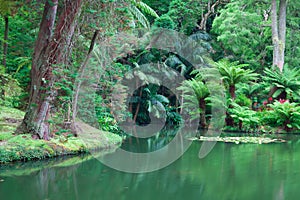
[0,123,18,132]
[0,106,24,120]
[0,106,123,163]
[0,132,13,140]
[51,136,87,152]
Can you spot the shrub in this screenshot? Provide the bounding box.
[0,65,23,107]
[262,101,300,132]
[263,65,300,101]
[228,102,259,131]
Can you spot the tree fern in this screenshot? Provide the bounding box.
[177,78,209,126]
[129,5,150,28]
[263,65,300,100]
[263,101,300,131]
[133,1,159,18]
[236,83,265,99]
[214,59,257,87]
[204,59,258,99]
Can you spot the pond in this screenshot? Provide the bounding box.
[1,138,300,200]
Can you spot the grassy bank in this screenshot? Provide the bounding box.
[0,106,122,163]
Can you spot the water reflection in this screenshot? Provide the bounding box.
[1,140,300,199]
[121,128,179,153]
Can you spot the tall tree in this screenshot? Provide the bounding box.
[211,0,272,70]
[271,0,287,72]
[167,0,202,34]
[17,0,83,139]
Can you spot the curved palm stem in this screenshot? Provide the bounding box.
[129,0,159,28]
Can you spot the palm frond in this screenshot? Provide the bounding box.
[129,5,150,28]
[134,1,159,18]
[263,65,300,100]
[129,0,159,28]
[212,59,258,87]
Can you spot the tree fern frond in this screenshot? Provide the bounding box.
[129,5,150,28]
[135,1,159,18]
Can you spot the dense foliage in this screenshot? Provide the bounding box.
[1,0,300,138]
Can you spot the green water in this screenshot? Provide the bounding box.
[1,140,300,200]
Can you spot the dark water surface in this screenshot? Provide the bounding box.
[1,139,300,200]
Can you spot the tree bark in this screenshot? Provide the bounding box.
[238,120,242,130]
[17,0,58,139]
[225,111,234,127]
[278,0,286,71]
[198,0,228,31]
[2,16,8,67]
[199,98,206,128]
[17,0,83,139]
[271,0,279,68]
[229,84,236,100]
[227,84,236,127]
[271,0,287,72]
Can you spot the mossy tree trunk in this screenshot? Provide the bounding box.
[17,0,83,139]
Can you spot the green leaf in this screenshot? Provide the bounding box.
[272,89,283,98]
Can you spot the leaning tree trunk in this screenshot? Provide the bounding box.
[17,0,83,139]
[71,29,100,134]
[271,0,287,72]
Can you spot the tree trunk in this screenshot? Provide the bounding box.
[199,98,207,128]
[271,0,287,72]
[16,0,58,139]
[271,0,279,69]
[278,0,286,71]
[238,120,242,130]
[17,0,83,139]
[226,84,235,127]
[225,111,234,127]
[2,16,8,67]
[278,90,287,100]
[229,84,236,100]
[198,0,227,31]
[72,29,99,134]
[268,85,277,99]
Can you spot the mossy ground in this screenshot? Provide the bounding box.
[0,106,122,163]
